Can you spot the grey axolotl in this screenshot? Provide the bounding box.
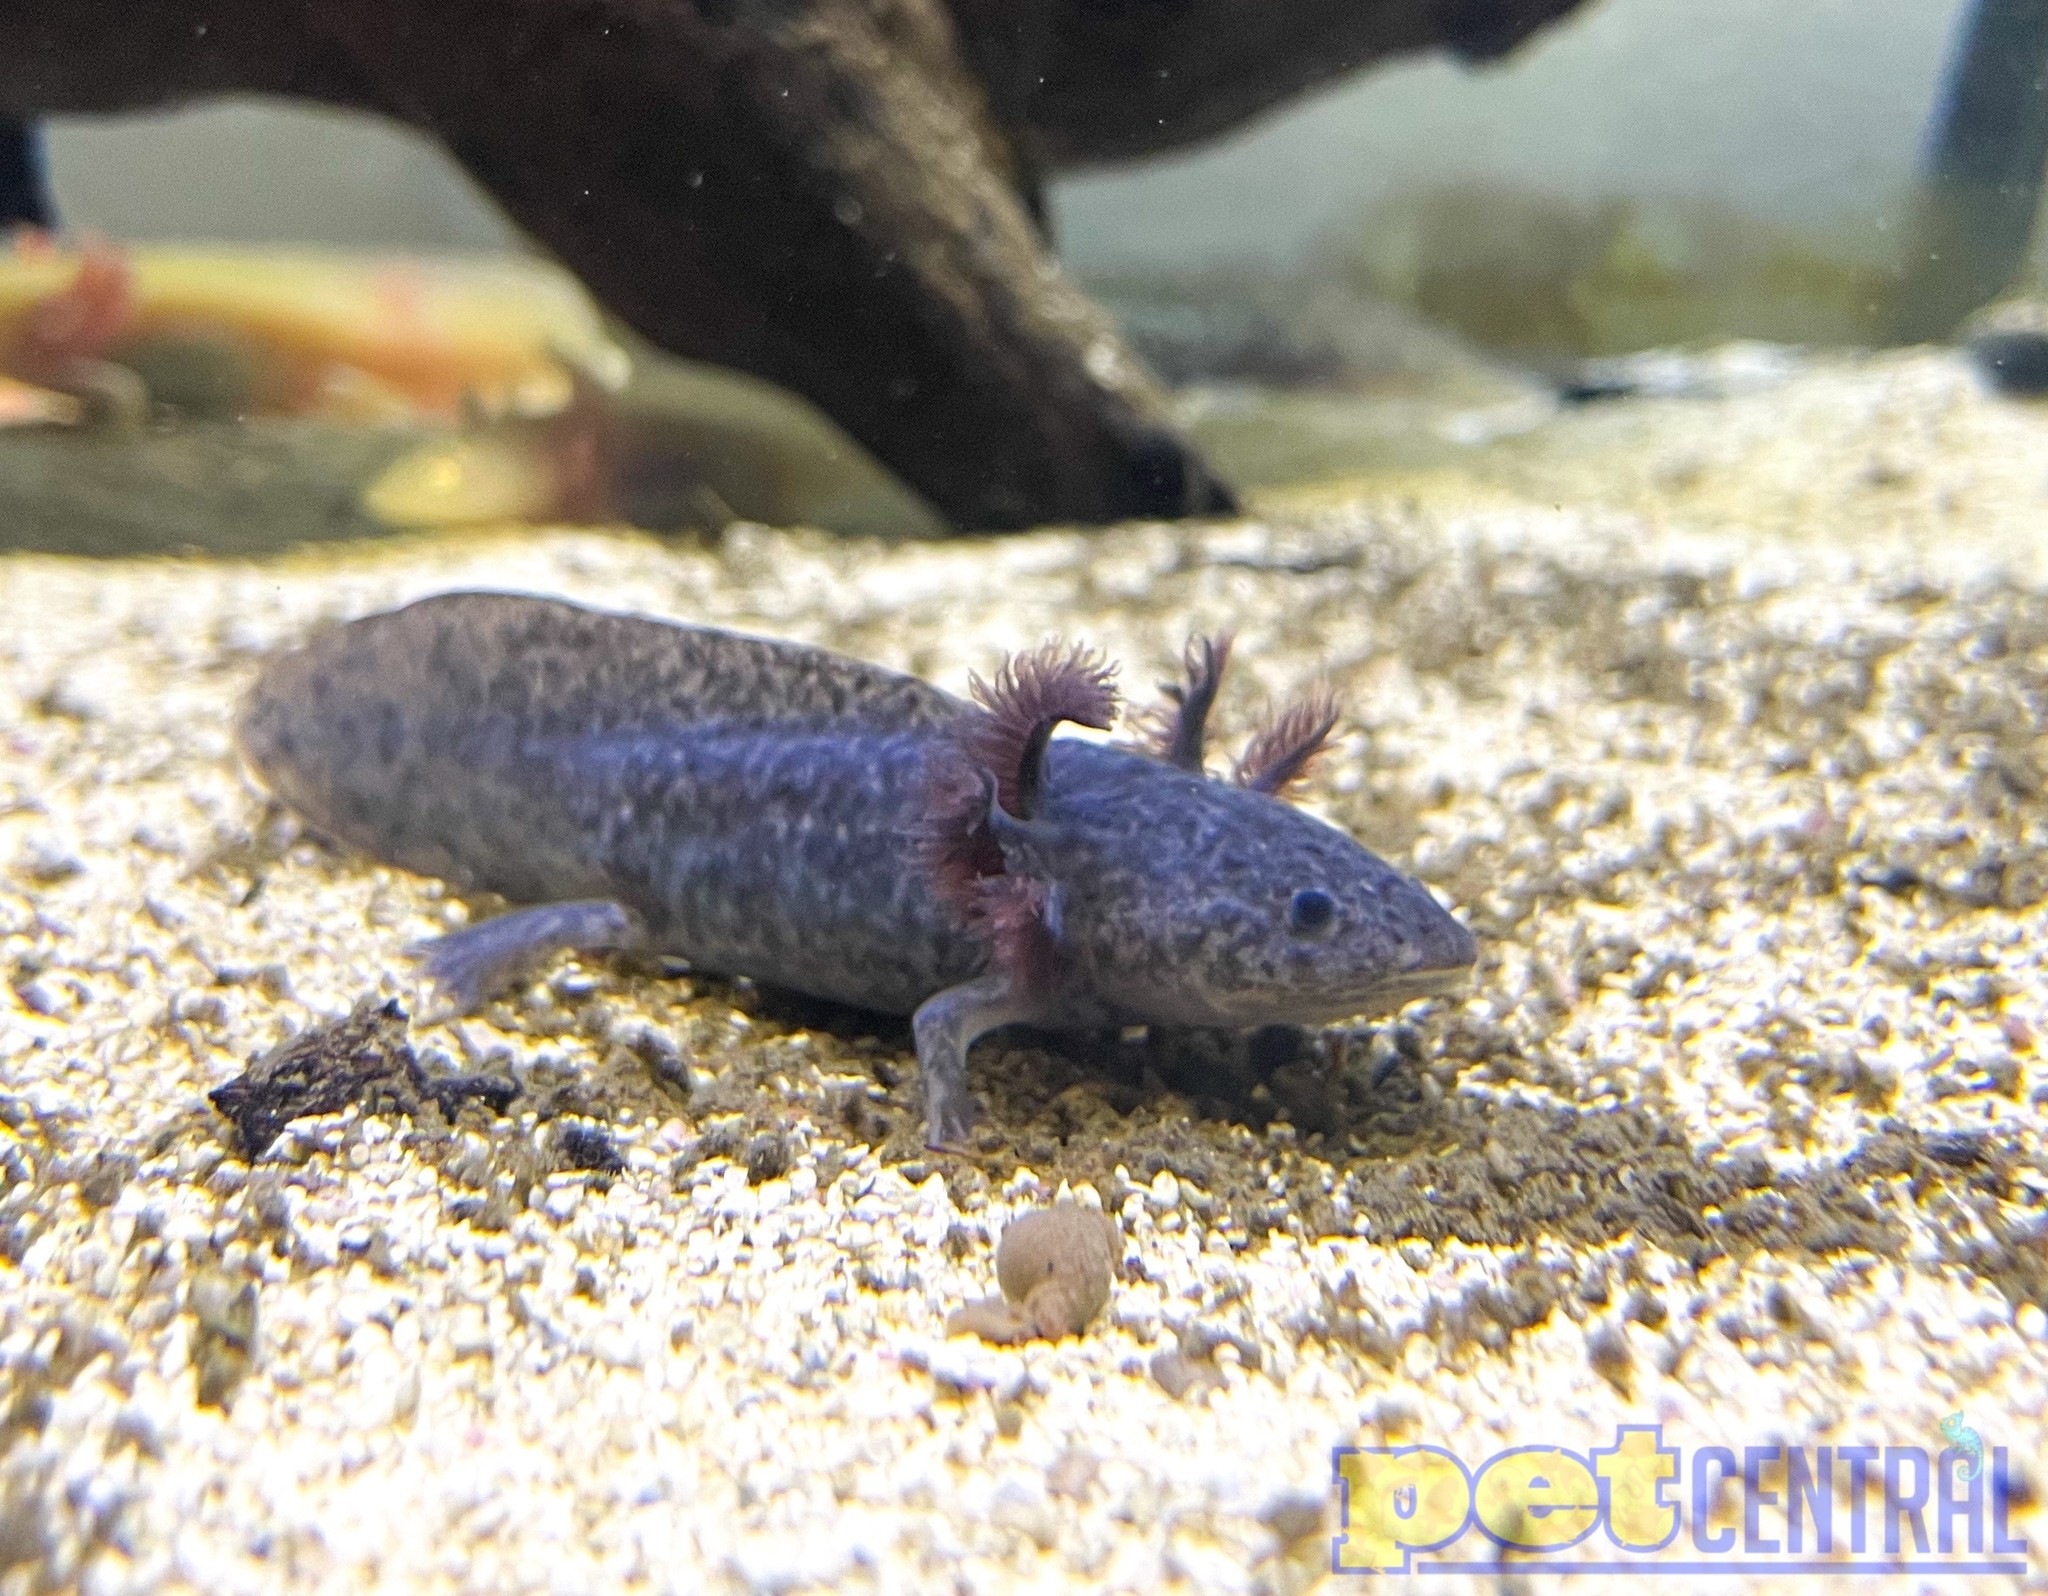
[237,592,1476,1148]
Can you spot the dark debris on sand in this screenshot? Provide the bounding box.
[208,996,517,1159]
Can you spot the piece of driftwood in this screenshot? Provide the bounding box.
[0,118,49,228]
[0,0,1584,529]
[1892,0,2048,343]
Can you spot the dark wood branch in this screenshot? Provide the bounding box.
[950,0,1587,170]
[0,0,1588,530]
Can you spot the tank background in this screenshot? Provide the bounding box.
[35,0,2023,286]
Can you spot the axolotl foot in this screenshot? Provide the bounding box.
[912,971,1048,1153]
[411,898,647,1013]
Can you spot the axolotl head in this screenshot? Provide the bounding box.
[924,637,1476,1031]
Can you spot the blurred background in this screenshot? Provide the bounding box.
[39,0,2004,309]
[12,0,2048,549]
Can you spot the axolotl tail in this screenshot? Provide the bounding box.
[235,590,964,907]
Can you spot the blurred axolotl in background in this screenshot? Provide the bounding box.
[238,593,1477,1148]
[0,231,622,424]
[0,230,952,549]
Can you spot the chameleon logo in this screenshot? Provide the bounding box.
[1941,1413,1985,1481]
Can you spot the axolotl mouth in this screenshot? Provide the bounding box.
[1327,905,1481,1019]
[1354,959,1475,1012]
[1131,960,1474,1034]
[1263,940,1477,1031]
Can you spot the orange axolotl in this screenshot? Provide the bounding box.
[0,231,624,424]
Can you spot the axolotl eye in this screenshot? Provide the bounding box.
[1286,887,1339,940]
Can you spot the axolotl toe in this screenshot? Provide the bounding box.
[237,593,1476,1148]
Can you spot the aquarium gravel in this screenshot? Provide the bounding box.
[3,345,2046,1594]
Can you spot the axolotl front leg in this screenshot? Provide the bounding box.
[912,971,1051,1150]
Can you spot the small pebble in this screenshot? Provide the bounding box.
[947,1200,1118,1343]
[1148,1349,1222,1401]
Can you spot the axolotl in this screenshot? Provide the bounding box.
[237,592,1476,1147]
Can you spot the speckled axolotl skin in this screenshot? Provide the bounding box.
[237,592,1476,1148]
